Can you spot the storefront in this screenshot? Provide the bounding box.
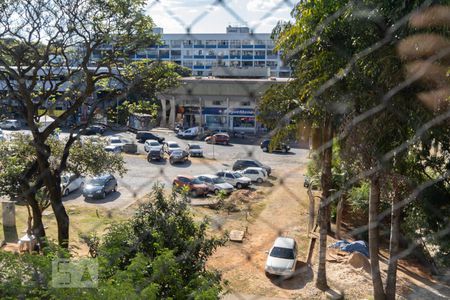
[229,108,256,132]
[202,107,256,133]
[177,106,201,128]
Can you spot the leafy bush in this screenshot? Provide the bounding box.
[347,181,370,214]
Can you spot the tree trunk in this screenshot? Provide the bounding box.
[386,188,401,300]
[335,197,344,240]
[27,194,46,241]
[316,115,332,291]
[369,176,386,300]
[35,141,70,248]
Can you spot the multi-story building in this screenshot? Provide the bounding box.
[97,26,291,78]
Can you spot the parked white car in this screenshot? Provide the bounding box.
[265,237,298,277]
[104,144,122,153]
[0,119,20,130]
[109,136,126,148]
[61,173,85,196]
[164,141,182,155]
[238,167,268,183]
[0,129,4,142]
[216,170,251,189]
[144,139,162,152]
[196,174,234,194]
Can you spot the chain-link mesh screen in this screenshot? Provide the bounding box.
[1,0,449,299]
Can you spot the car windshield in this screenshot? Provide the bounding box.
[190,145,201,149]
[61,177,69,183]
[233,172,242,178]
[110,139,121,144]
[213,177,225,184]
[270,247,295,260]
[150,142,159,146]
[169,143,180,148]
[192,178,202,184]
[252,160,263,166]
[89,178,106,186]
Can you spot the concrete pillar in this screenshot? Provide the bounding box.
[2,201,18,243]
[168,97,176,129]
[160,97,167,127]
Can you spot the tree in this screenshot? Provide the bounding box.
[107,60,191,125]
[0,0,155,247]
[0,133,126,245]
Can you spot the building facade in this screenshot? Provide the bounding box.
[158,77,289,133]
[92,26,291,78]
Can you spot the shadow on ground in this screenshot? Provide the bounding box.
[266,261,314,290]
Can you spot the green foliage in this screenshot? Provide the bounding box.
[348,181,370,214]
[106,60,190,124]
[0,185,226,299]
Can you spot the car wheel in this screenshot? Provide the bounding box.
[191,189,198,197]
[283,147,288,153]
[147,156,152,162]
[170,159,174,164]
[100,191,106,199]
[79,182,84,190]
[257,178,263,184]
[113,185,117,192]
[263,147,268,152]
[236,182,243,189]
[64,189,69,196]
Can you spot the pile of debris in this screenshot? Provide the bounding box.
[223,190,264,212]
[327,240,371,273]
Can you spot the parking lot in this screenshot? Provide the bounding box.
[0,128,309,210]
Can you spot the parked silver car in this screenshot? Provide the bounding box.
[196,174,234,194]
[61,173,84,196]
[0,119,20,130]
[265,237,298,277]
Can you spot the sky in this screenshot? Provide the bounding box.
[145,0,296,34]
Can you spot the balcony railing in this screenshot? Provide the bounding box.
[254,55,265,60]
[194,45,205,48]
[205,45,216,48]
[254,45,266,49]
[218,44,229,48]
[242,55,253,60]
[242,45,253,49]
[205,55,217,59]
[194,55,205,59]
[193,65,205,69]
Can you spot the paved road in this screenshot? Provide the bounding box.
[1,128,309,210]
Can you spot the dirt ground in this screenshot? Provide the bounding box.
[205,165,450,299]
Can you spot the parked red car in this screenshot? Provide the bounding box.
[172,175,209,197]
[205,133,230,145]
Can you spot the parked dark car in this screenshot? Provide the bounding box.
[232,159,271,176]
[205,133,230,145]
[147,148,164,162]
[186,143,203,157]
[135,131,165,143]
[172,175,208,197]
[82,174,117,199]
[260,139,290,153]
[169,149,189,164]
[83,125,106,135]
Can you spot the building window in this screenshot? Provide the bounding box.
[183,40,193,47]
[266,61,278,67]
[218,40,228,46]
[206,40,217,46]
[212,100,222,106]
[230,40,241,48]
[170,40,182,47]
[241,101,251,106]
[194,40,204,47]
[205,116,227,128]
[242,40,253,46]
[183,61,193,68]
[233,117,255,128]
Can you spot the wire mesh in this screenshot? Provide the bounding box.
[0,0,449,299]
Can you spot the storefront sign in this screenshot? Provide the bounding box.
[202,107,254,116]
